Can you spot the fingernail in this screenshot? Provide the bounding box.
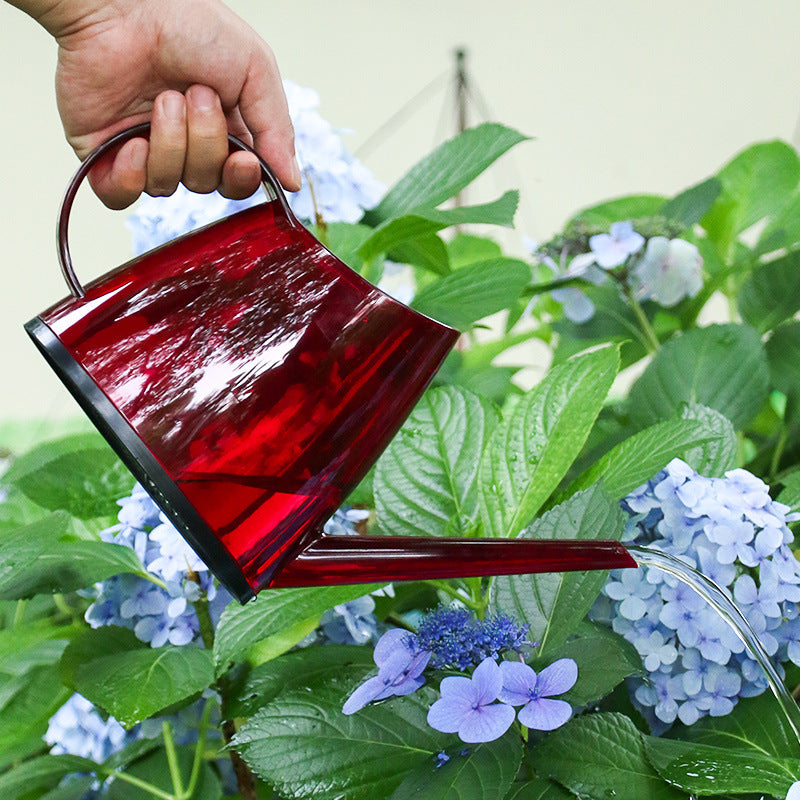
[290,157,302,190]
[191,85,218,111]
[163,92,185,121]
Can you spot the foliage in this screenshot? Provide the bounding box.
[4,84,800,800]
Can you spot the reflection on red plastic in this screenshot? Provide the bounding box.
[41,199,459,593]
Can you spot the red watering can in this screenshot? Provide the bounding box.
[25,124,634,603]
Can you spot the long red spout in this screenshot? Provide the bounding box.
[268,535,637,588]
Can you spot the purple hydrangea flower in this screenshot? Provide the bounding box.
[497,658,577,730]
[342,628,431,714]
[426,658,516,743]
[588,221,645,269]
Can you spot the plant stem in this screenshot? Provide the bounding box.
[427,580,482,611]
[183,699,214,799]
[12,599,26,628]
[222,719,260,800]
[163,720,185,798]
[106,770,176,800]
[624,285,660,353]
[194,595,216,651]
[769,424,789,484]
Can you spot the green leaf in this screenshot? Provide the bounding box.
[627,323,769,429]
[213,584,381,674]
[739,250,800,333]
[545,621,643,706]
[0,515,147,600]
[4,434,132,519]
[559,417,715,502]
[678,403,737,477]
[756,190,800,256]
[0,625,72,676]
[479,345,620,539]
[359,192,519,262]
[0,755,98,800]
[363,123,529,225]
[390,734,523,800]
[374,386,500,539]
[39,775,97,800]
[528,712,685,800]
[392,235,451,275]
[60,626,214,728]
[766,321,800,401]
[412,257,531,331]
[503,777,573,799]
[224,644,375,719]
[678,690,800,758]
[778,471,800,513]
[232,686,445,800]
[704,140,800,239]
[569,194,667,227]
[643,735,800,796]
[660,177,722,227]
[489,484,626,656]
[447,234,503,269]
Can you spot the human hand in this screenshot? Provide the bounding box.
[29,0,300,208]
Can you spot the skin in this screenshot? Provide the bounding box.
[7,0,301,208]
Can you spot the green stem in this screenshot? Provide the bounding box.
[769,425,789,484]
[624,285,660,353]
[183,699,214,799]
[105,770,176,800]
[427,580,482,611]
[194,596,216,651]
[162,720,185,798]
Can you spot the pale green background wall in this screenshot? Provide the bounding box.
[2,0,800,426]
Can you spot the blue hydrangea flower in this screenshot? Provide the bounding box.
[629,236,702,306]
[596,458,800,730]
[85,483,230,648]
[427,657,516,743]
[588,221,645,269]
[342,628,431,714]
[497,658,577,730]
[416,606,530,670]
[320,595,378,645]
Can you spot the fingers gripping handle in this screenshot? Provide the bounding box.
[57,122,295,298]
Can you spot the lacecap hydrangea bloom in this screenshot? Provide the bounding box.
[594,458,800,731]
[529,221,703,323]
[126,79,384,256]
[342,605,576,744]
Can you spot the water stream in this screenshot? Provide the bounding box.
[628,544,800,743]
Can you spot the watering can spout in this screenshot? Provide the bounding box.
[268,534,637,588]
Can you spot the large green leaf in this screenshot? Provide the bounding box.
[232,686,445,800]
[489,484,626,657]
[756,190,800,256]
[479,345,619,539]
[0,624,73,676]
[3,434,132,519]
[660,177,722,228]
[703,140,800,243]
[374,386,500,538]
[544,621,643,706]
[412,257,532,330]
[359,191,519,262]
[678,403,737,477]
[559,417,714,502]
[0,755,98,800]
[643,735,800,796]
[528,712,684,800]
[364,123,528,225]
[503,777,573,799]
[627,323,769,429]
[213,584,380,674]
[60,626,213,728]
[766,321,800,400]
[224,644,375,719]
[739,250,800,333]
[677,690,800,758]
[390,734,522,800]
[0,514,147,600]
[568,194,666,227]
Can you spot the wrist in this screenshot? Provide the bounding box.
[6,0,110,39]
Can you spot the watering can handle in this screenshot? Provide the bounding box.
[56,121,296,299]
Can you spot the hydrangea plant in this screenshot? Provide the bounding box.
[4,85,800,800]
